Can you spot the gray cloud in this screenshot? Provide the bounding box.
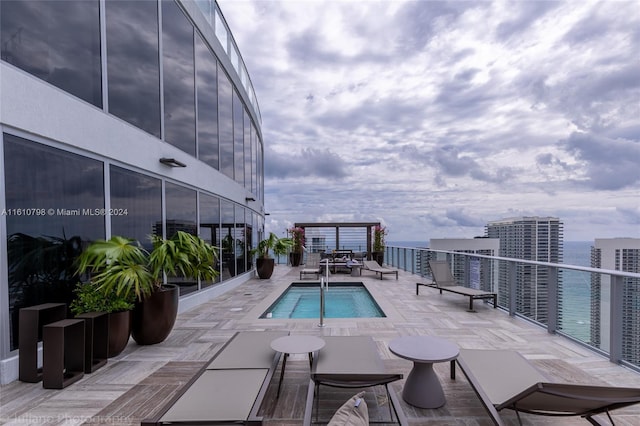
[561,132,640,190]
[265,147,348,179]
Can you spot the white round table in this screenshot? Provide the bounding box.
[389,335,459,408]
[270,335,325,398]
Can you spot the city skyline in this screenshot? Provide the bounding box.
[219,0,640,242]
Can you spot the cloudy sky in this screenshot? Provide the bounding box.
[218,0,640,243]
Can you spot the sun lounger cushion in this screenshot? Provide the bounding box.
[207,330,286,369]
[327,391,369,426]
[159,369,268,423]
[312,336,402,386]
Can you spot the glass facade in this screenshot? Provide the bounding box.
[110,166,162,250]
[0,0,102,107]
[106,0,161,137]
[3,135,105,350]
[0,0,264,364]
[162,0,196,155]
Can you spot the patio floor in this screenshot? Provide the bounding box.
[2,265,640,425]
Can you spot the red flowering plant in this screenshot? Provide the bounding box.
[288,227,305,253]
[373,225,387,252]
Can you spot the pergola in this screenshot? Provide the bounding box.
[293,222,380,258]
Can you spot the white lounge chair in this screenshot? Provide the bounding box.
[363,260,398,280]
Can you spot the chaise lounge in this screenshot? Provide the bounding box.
[416,260,497,311]
[300,253,322,280]
[363,260,398,280]
[303,336,408,425]
[455,349,640,426]
[141,330,289,425]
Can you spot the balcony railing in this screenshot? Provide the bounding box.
[385,245,640,372]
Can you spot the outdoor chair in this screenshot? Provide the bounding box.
[416,260,496,311]
[455,349,640,426]
[300,252,322,280]
[142,330,289,425]
[303,335,408,425]
[362,260,398,280]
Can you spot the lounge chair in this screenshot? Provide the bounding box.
[303,336,408,425]
[362,260,398,280]
[416,260,496,311]
[142,330,289,425]
[455,349,640,426]
[301,253,322,280]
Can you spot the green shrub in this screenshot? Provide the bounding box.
[70,282,135,315]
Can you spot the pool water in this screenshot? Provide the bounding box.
[261,283,385,319]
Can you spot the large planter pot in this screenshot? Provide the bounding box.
[371,251,384,266]
[289,252,303,266]
[256,258,275,279]
[131,284,179,345]
[108,310,131,357]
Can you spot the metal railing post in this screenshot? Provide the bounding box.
[547,266,558,334]
[610,275,624,363]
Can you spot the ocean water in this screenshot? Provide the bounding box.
[560,241,592,342]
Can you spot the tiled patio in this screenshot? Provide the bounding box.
[2,265,640,425]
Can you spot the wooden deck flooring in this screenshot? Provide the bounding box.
[2,265,640,425]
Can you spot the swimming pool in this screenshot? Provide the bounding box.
[261,283,386,319]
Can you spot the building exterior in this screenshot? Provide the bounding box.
[429,238,500,292]
[590,238,640,365]
[485,217,563,324]
[0,0,263,383]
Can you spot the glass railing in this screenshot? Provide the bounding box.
[385,245,640,371]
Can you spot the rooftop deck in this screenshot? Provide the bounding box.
[2,266,640,425]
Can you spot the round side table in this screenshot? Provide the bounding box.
[270,335,325,398]
[389,335,459,408]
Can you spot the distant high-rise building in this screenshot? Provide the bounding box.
[485,217,563,324]
[429,238,500,292]
[590,238,640,365]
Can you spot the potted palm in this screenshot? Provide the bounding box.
[288,227,305,266]
[251,232,293,279]
[76,231,218,345]
[372,225,387,266]
[70,282,134,357]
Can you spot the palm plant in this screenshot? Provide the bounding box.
[251,232,293,259]
[76,231,218,302]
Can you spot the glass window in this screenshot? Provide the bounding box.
[106,0,161,137]
[4,134,105,351]
[110,166,162,250]
[196,34,219,169]
[244,110,252,191]
[162,0,196,156]
[199,193,221,288]
[218,70,234,179]
[1,0,102,107]
[220,200,237,278]
[235,207,247,274]
[251,123,258,194]
[165,182,197,295]
[233,90,244,185]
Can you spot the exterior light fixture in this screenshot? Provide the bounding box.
[245,197,256,202]
[159,158,186,167]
